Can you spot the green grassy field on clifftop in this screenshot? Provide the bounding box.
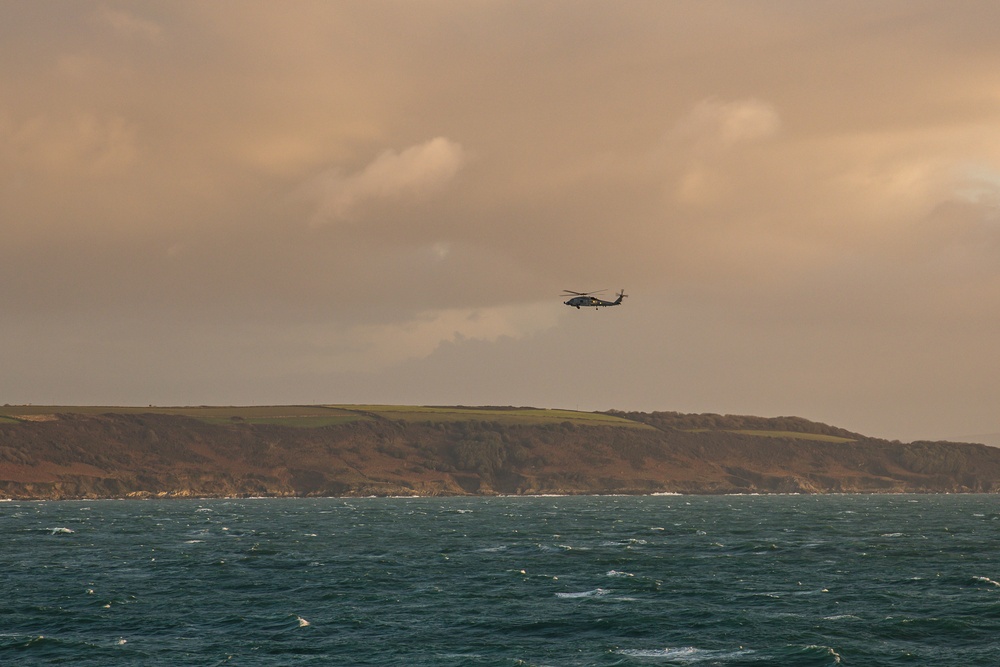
[0,404,648,429]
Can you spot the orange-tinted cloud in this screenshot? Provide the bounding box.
[4,2,1000,440]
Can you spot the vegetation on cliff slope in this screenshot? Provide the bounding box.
[1,406,998,499]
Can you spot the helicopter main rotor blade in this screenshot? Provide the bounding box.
[561,289,607,296]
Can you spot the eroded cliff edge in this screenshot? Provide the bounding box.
[2,410,999,499]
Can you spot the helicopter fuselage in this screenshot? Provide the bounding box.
[562,290,627,309]
[564,296,619,308]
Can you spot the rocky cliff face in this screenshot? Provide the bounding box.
[2,411,999,499]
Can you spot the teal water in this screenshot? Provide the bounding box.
[2,495,1000,665]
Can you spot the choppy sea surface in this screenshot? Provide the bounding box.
[3,494,1000,666]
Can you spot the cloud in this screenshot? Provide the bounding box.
[0,112,138,174]
[266,301,561,374]
[348,301,559,369]
[303,137,466,223]
[660,98,781,209]
[672,98,781,149]
[95,5,162,41]
[6,3,1000,439]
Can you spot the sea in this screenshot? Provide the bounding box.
[2,494,1000,666]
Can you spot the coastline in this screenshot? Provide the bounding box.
[3,407,1000,500]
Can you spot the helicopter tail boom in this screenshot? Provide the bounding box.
[561,288,627,309]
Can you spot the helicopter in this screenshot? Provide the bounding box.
[562,289,628,309]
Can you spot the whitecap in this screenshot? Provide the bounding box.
[598,538,645,547]
[974,576,1000,587]
[606,570,634,578]
[806,645,843,663]
[555,588,608,598]
[616,646,700,659]
[615,646,753,661]
[48,527,74,535]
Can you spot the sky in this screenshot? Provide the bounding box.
[4,2,1000,442]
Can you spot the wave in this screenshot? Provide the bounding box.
[973,576,1000,587]
[602,538,648,547]
[615,646,754,662]
[0,633,126,654]
[5,494,999,665]
[615,644,840,664]
[555,588,609,598]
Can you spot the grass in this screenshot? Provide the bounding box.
[0,404,648,429]
[0,406,856,438]
[684,428,855,443]
[0,405,364,428]
[329,405,650,428]
[0,406,856,437]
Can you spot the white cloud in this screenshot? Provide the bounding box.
[96,5,162,41]
[673,98,781,148]
[663,98,780,207]
[304,137,466,223]
[315,301,559,372]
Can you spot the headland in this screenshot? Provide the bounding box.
[1,405,998,499]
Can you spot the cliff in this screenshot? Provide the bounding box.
[1,407,999,499]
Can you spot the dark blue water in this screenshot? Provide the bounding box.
[2,495,1000,665]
